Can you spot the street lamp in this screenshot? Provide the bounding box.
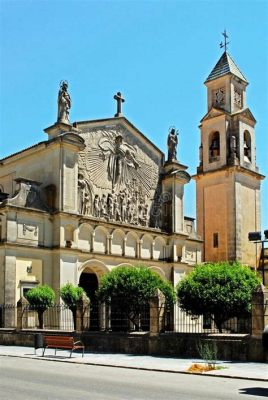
[248,230,268,285]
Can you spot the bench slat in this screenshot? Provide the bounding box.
[42,335,84,358]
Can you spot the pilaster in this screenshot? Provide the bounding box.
[162,161,191,234]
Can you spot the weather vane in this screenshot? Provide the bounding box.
[220,29,230,52]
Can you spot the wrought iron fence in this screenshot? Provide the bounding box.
[173,305,252,334]
[0,300,266,334]
[82,300,151,332]
[23,304,75,330]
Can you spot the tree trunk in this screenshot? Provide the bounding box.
[71,308,76,331]
[214,317,223,333]
[38,310,44,329]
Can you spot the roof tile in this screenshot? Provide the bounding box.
[206,52,247,83]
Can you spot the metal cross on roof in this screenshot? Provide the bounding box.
[220,29,230,52]
[114,92,125,117]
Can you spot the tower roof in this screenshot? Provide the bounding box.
[205,52,247,83]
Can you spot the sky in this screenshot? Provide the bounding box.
[0,0,267,230]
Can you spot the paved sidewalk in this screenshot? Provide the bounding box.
[0,345,267,381]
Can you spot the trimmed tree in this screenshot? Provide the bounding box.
[60,283,86,329]
[25,285,55,329]
[97,266,175,331]
[177,261,260,332]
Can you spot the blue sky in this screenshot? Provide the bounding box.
[0,0,267,230]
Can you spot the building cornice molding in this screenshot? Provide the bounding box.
[192,165,265,181]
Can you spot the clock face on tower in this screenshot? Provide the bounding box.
[213,88,225,106]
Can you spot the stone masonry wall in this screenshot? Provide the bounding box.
[0,331,266,362]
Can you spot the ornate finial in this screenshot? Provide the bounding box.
[57,80,71,124]
[220,29,230,52]
[114,92,125,117]
[167,126,179,162]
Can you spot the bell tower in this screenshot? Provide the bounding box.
[193,40,264,266]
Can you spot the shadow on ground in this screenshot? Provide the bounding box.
[239,388,268,397]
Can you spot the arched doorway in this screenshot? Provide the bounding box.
[79,271,99,330]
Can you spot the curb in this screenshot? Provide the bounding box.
[1,353,267,382]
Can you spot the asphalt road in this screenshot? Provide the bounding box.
[0,356,267,400]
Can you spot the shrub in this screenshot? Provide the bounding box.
[25,285,55,329]
[97,266,175,330]
[177,261,260,332]
[60,283,86,329]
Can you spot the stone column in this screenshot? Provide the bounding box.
[137,239,142,259]
[172,244,178,262]
[105,303,112,330]
[251,284,267,337]
[5,255,16,327]
[149,290,165,335]
[107,235,112,255]
[151,241,155,260]
[91,231,95,252]
[122,237,126,256]
[76,293,90,332]
[17,297,29,330]
[99,303,106,331]
[162,162,191,234]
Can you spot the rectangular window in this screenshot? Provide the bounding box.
[213,233,219,248]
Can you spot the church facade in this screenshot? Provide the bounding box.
[0,46,264,328]
[0,82,202,326]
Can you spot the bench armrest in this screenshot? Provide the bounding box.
[74,340,84,346]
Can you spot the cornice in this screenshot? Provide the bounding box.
[192,165,265,181]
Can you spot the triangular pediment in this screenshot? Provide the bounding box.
[76,117,164,226]
[74,116,167,229]
[76,116,164,160]
[232,108,256,124]
[200,107,226,123]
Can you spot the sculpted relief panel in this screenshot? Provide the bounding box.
[78,125,161,228]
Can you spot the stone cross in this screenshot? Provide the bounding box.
[114,92,125,117]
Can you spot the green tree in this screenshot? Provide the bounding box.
[60,283,86,329]
[97,266,175,331]
[177,262,260,332]
[25,285,55,329]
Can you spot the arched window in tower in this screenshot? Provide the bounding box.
[209,131,220,162]
[243,130,251,163]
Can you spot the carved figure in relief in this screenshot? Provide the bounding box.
[57,81,71,124]
[91,184,150,226]
[93,195,100,218]
[84,193,91,215]
[100,194,107,217]
[150,186,163,229]
[119,190,127,222]
[126,199,132,223]
[107,193,114,220]
[79,129,159,203]
[167,127,179,162]
[99,135,139,189]
[78,173,91,215]
[114,198,121,222]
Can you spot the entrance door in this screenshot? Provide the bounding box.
[79,272,99,330]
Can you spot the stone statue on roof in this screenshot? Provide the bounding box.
[167,126,179,162]
[57,80,71,124]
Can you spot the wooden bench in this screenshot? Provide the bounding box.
[42,335,84,358]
